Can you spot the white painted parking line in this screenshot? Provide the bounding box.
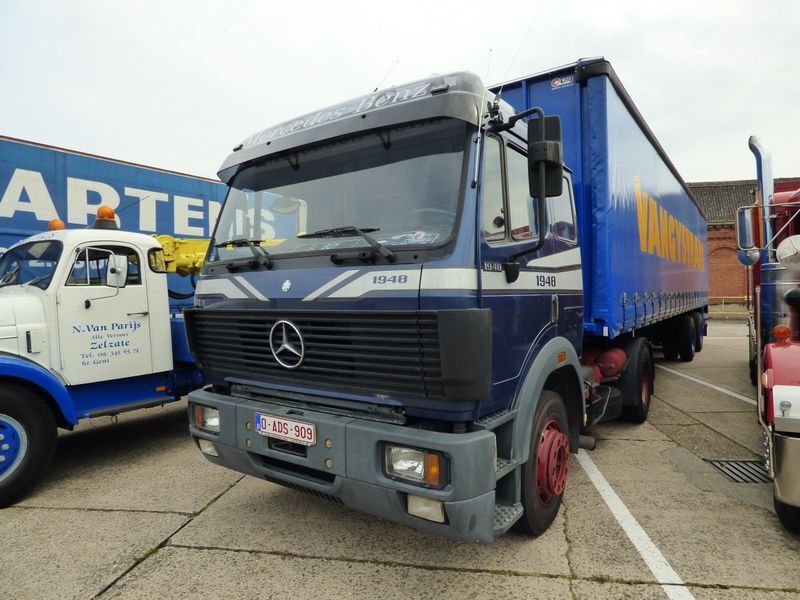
[655,364,756,406]
[576,450,695,600]
[703,337,747,340]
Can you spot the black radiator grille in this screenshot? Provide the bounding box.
[185,309,444,400]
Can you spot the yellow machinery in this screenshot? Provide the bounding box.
[152,235,210,277]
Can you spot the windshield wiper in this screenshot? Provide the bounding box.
[298,226,396,263]
[0,264,20,288]
[213,238,273,271]
[21,272,54,289]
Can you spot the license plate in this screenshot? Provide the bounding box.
[254,413,316,446]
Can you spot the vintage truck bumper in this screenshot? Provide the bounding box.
[773,432,800,507]
[188,388,500,543]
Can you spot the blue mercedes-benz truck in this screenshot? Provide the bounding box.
[186,58,708,542]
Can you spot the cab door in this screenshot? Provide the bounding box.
[479,135,557,409]
[56,244,153,385]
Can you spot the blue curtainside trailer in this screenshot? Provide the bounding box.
[185,57,709,542]
[492,61,708,340]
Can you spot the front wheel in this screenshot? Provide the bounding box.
[519,391,570,536]
[775,496,800,534]
[0,384,57,507]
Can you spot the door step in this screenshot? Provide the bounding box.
[493,502,523,534]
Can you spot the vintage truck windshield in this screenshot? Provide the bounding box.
[210,118,470,262]
[0,241,63,290]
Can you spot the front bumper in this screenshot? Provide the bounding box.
[773,432,800,507]
[188,388,499,542]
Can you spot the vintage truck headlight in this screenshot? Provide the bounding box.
[384,444,447,488]
[193,404,220,433]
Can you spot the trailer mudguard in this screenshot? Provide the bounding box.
[0,354,76,425]
[511,336,583,464]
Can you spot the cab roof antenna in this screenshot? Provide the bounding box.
[373,59,400,92]
[472,48,493,189]
[493,20,534,102]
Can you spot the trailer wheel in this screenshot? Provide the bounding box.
[661,323,679,361]
[617,338,653,423]
[0,384,57,507]
[519,390,569,536]
[774,496,800,534]
[677,315,696,362]
[691,312,704,353]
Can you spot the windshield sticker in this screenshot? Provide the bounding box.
[380,231,440,245]
[294,239,360,252]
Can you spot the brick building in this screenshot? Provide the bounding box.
[688,178,800,302]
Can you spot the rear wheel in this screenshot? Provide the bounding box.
[774,496,800,534]
[618,339,653,423]
[677,314,696,362]
[0,384,57,507]
[661,323,679,360]
[519,391,570,536]
[691,312,704,352]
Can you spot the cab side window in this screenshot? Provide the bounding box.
[481,136,505,242]
[547,178,577,244]
[67,245,142,286]
[506,146,538,241]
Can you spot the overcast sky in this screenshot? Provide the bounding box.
[2,0,798,183]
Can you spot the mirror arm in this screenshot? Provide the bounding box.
[489,106,544,134]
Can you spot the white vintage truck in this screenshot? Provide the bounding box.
[0,209,207,505]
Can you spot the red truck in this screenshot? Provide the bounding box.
[737,136,800,533]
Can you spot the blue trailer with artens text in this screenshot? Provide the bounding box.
[186,58,708,542]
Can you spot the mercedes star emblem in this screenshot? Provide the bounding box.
[281,280,292,293]
[269,320,305,369]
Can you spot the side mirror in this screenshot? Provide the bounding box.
[528,115,563,199]
[106,254,128,288]
[735,206,760,266]
[777,235,800,271]
[736,206,756,251]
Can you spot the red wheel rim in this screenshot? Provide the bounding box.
[536,419,570,504]
[640,365,650,407]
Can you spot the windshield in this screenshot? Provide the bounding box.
[0,241,63,290]
[210,118,470,262]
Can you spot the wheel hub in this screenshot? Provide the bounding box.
[0,414,27,482]
[536,419,570,504]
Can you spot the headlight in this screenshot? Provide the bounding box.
[384,444,447,488]
[193,404,220,433]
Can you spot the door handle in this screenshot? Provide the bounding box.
[127,311,149,317]
[551,295,559,324]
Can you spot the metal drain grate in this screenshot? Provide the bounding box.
[706,460,771,483]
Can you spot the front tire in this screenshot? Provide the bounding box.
[519,391,570,536]
[0,384,57,507]
[775,496,800,534]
